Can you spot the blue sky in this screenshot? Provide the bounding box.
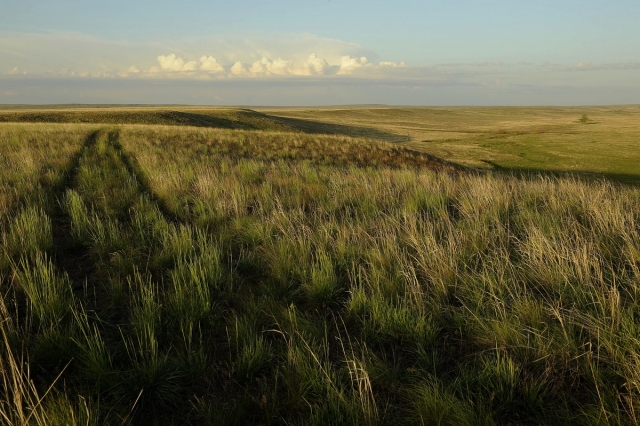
[1,0,639,105]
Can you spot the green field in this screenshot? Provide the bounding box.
[1,108,640,425]
[258,105,640,183]
[3,105,639,182]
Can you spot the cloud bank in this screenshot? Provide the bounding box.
[144,52,405,78]
[1,31,639,105]
[0,31,409,80]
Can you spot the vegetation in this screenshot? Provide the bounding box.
[2,105,640,182]
[0,108,292,132]
[260,105,640,182]
[1,117,640,425]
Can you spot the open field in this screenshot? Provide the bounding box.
[2,105,639,182]
[1,109,639,425]
[259,105,640,183]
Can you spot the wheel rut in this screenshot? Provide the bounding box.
[49,130,100,290]
[108,131,181,224]
[49,129,177,305]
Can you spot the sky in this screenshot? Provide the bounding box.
[1,0,639,105]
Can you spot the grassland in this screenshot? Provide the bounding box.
[0,108,292,132]
[3,105,639,182]
[260,105,640,183]
[0,108,639,425]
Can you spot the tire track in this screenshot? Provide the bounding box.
[108,130,181,224]
[49,130,100,290]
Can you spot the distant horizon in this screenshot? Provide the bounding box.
[1,103,639,109]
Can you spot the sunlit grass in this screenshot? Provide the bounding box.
[1,121,640,424]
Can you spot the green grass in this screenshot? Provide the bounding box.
[1,116,640,425]
[3,105,639,182]
[259,105,640,183]
[0,108,293,132]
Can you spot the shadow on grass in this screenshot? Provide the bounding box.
[0,108,411,141]
[261,114,410,142]
[49,130,101,290]
[156,110,259,129]
[0,109,264,129]
[483,160,640,185]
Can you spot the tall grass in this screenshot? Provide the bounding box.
[0,124,91,218]
[121,125,640,424]
[1,122,640,424]
[0,124,97,425]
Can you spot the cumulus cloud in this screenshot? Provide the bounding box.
[0,31,409,80]
[337,56,372,75]
[307,53,330,74]
[199,56,225,73]
[117,66,141,77]
[146,53,340,77]
[250,57,291,75]
[150,54,227,74]
[334,56,405,75]
[234,54,333,77]
[157,53,198,72]
[230,61,249,76]
[0,31,376,77]
[3,46,407,80]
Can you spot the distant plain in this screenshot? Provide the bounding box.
[3,104,639,182]
[258,105,640,182]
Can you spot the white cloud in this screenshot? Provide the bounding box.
[0,31,410,80]
[144,53,410,78]
[151,54,227,74]
[337,56,372,75]
[307,53,330,74]
[0,31,400,79]
[237,54,332,77]
[199,56,225,73]
[146,52,411,78]
[334,56,405,75]
[379,61,406,68]
[157,53,198,72]
[230,61,249,76]
[249,57,282,75]
[117,66,141,77]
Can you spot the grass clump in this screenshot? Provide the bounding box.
[14,254,73,328]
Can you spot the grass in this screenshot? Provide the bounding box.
[3,105,639,182]
[0,108,293,132]
[259,105,640,182]
[0,114,639,425]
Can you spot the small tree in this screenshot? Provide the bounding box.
[579,114,589,124]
